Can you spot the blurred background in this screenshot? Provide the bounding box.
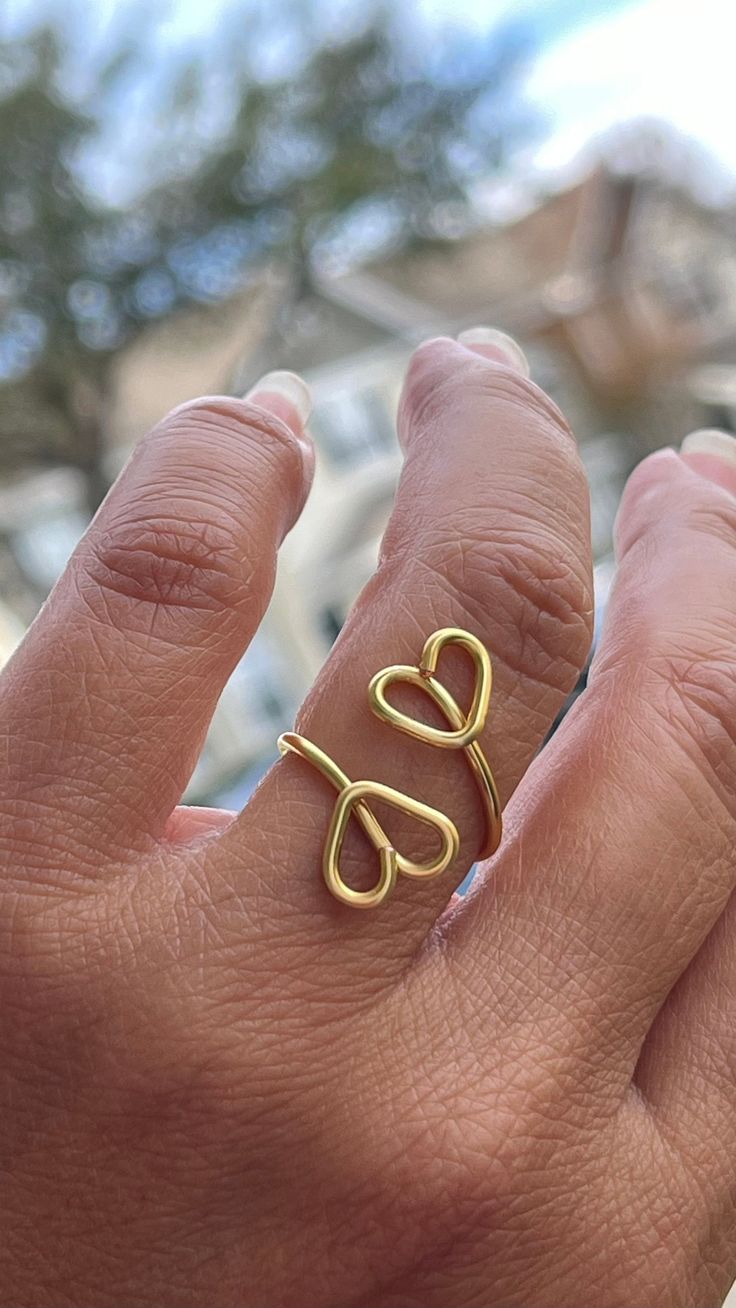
[0,0,735,811]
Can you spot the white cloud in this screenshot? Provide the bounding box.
[526,0,736,178]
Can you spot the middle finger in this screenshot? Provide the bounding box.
[213,332,593,980]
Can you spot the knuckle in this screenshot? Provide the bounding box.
[81,510,251,625]
[619,451,736,558]
[655,651,736,800]
[73,395,309,633]
[420,525,593,692]
[158,395,304,484]
[469,367,575,448]
[610,485,736,795]
[403,337,575,453]
[688,493,736,544]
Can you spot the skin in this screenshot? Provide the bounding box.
[0,335,735,1307]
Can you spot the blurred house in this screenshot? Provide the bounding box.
[1,136,735,802]
[345,156,736,440]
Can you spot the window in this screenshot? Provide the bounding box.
[312,385,396,466]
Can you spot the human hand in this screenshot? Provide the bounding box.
[1,332,735,1307]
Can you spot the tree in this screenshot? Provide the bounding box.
[0,8,534,509]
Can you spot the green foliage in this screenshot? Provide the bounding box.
[0,7,534,503]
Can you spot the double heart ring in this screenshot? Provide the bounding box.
[277,628,502,909]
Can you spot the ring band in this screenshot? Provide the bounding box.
[278,627,502,909]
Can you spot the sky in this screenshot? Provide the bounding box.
[525,0,736,183]
[422,0,736,193]
[2,0,735,198]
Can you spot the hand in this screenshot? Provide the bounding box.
[1,333,735,1308]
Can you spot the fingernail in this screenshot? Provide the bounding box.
[456,326,530,377]
[680,428,736,467]
[244,369,312,428]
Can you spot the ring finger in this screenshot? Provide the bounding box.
[447,436,736,1098]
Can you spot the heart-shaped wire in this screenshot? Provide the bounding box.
[276,627,501,909]
[324,779,459,909]
[368,627,491,750]
[368,627,501,859]
[278,732,460,909]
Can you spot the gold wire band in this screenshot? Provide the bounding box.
[277,627,502,910]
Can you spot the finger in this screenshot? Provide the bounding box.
[164,806,236,844]
[630,431,736,1164]
[0,372,313,868]
[446,431,736,1094]
[215,329,593,973]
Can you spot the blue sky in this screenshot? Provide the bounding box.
[2,0,734,200]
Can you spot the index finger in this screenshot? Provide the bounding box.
[0,381,313,872]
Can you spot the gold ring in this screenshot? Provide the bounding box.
[277,627,502,909]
